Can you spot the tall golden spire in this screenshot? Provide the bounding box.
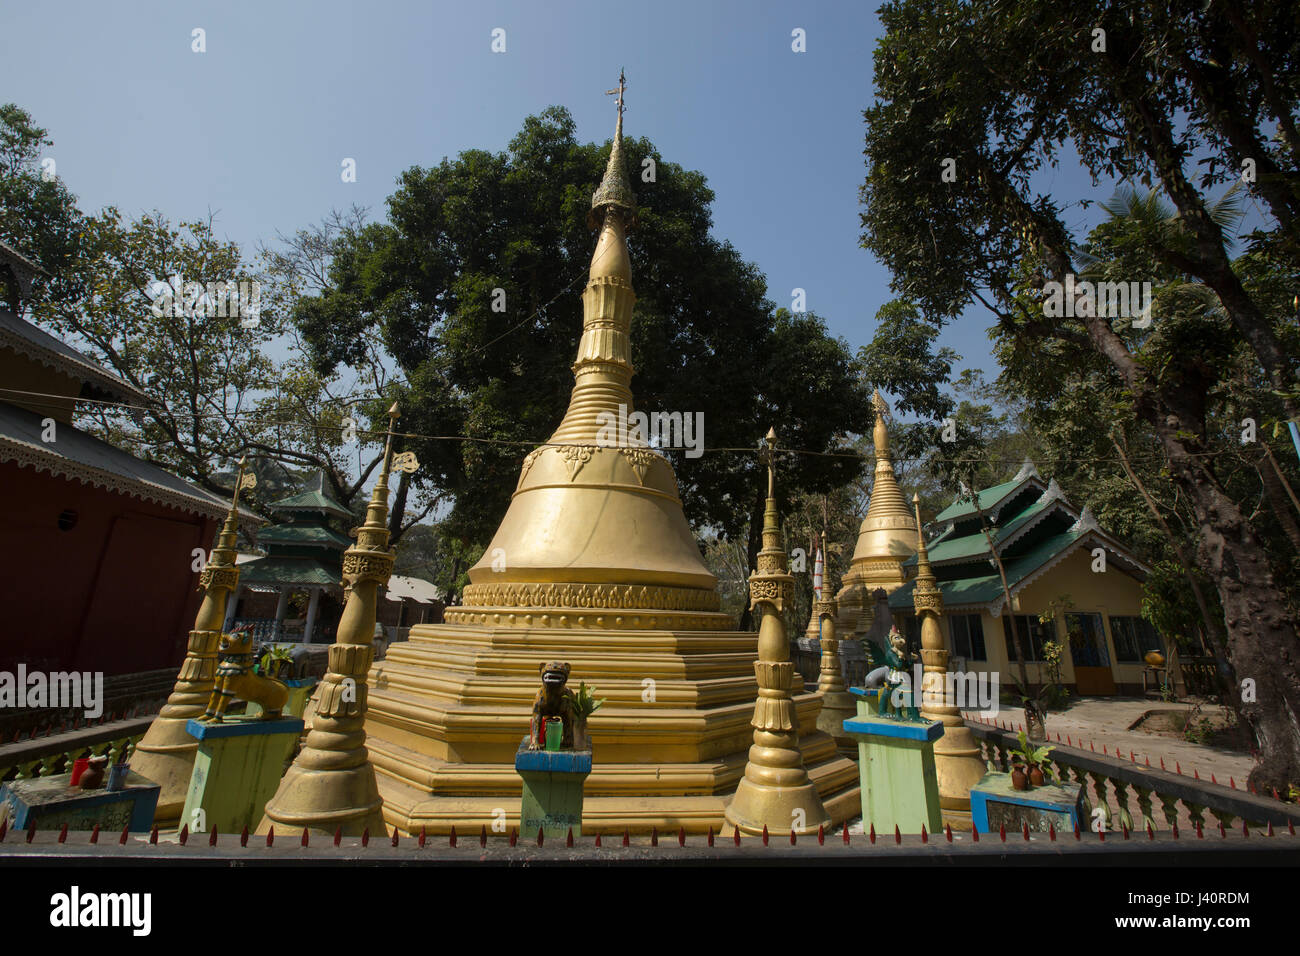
[832,390,917,634]
[454,74,722,626]
[134,458,255,823]
[259,406,414,836]
[725,428,830,835]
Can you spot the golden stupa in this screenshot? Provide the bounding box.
[833,390,916,633]
[362,76,859,833]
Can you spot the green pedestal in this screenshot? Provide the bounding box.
[514,737,591,839]
[844,688,944,835]
[181,716,303,835]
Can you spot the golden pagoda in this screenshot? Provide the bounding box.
[133,458,255,824]
[361,75,859,833]
[834,390,916,634]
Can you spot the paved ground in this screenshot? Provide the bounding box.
[963,696,1257,786]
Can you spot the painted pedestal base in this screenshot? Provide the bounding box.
[0,772,160,833]
[181,717,303,835]
[843,687,944,836]
[970,773,1085,834]
[514,738,591,839]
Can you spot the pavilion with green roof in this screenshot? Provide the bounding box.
[887,461,1168,696]
[225,474,353,642]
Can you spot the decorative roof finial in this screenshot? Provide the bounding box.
[912,493,930,566]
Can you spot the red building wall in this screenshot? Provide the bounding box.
[0,461,217,676]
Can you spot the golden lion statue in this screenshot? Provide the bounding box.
[203,626,289,722]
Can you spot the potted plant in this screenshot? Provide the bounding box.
[571,681,605,750]
[258,644,294,680]
[1008,730,1058,789]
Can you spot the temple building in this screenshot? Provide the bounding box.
[0,240,253,677]
[226,476,353,642]
[362,81,860,833]
[888,462,1164,696]
[226,473,445,642]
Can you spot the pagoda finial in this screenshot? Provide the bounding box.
[590,70,637,230]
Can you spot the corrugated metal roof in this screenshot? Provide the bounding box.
[0,401,259,522]
[270,488,353,519]
[258,523,352,550]
[0,307,150,407]
[237,555,342,589]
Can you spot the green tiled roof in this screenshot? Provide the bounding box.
[918,491,1061,565]
[933,476,1030,523]
[238,556,341,589]
[891,528,1147,611]
[891,530,1088,610]
[270,488,353,519]
[257,523,352,550]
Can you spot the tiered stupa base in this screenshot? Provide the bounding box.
[363,620,860,834]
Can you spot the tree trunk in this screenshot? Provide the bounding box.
[738,487,765,632]
[388,469,411,545]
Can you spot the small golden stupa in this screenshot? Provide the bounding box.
[133,458,254,824]
[833,390,916,633]
[362,75,859,833]
[912,494,986,825]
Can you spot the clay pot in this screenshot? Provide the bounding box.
[69,757,90,787]
[79,756,108,791]
[1029,766,1045,787]
[1011,765,1029,791]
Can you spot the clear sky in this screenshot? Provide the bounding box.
[2,1,1254,395]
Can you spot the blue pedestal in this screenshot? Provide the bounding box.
[970,773,1085,833]
[0,772,160,832]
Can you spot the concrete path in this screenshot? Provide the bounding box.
[963,697,1258,786]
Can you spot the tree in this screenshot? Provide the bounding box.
[861,0,1300,790]
[294,108,872,620]
[0,104,81,312]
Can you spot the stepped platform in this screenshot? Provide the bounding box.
[363,621,860,834]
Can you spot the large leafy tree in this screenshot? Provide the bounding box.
[294,107,872,615]
[861,0,1300,790]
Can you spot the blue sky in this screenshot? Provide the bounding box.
[3,1,1259,405]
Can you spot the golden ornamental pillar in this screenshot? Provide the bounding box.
[912,493,986,825]
[134,458,255,824]
[258,405,415,837]
[814,539,856,756]
[724,429,831,836]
